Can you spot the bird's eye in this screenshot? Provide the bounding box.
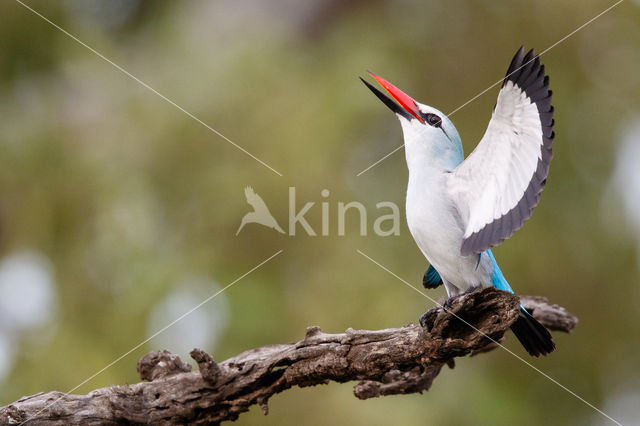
[425,113,442,127]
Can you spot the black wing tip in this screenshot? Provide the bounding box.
[504,45,553,111]
[422,265,444,289]
[423,281,443,289]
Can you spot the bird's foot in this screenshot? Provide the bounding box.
[441,296,456,312]
[420,286,484,331]
[441,286,481,311]
[462,285,482,296]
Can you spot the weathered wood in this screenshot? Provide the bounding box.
[0,288,577,425]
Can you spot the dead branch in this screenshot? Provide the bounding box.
[0,288,577,425]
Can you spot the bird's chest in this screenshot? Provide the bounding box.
[405,174,463,258]
[405,172,478,285]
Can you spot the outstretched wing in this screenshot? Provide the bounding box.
[244,186,269,212]
[447,47,554,256]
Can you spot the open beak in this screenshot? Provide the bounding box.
[361,71,425,123]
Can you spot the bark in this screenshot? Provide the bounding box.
[0,288,577,425]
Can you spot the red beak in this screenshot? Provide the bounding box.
[367,71,425,123]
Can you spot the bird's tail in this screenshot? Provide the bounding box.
[510,306,555,357]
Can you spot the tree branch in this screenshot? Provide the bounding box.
[0,288,577,425]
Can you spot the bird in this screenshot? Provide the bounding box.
[361,46,555,357]
[236,186,285,235]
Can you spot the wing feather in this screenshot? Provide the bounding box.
[449,47,555,256]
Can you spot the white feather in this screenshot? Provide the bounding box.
[447,81,543,238]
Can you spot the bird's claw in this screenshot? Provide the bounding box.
[441,295,458,311]
[442,285,482,311]
[462,285,481,296]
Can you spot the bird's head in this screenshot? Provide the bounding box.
[362,71,463,170]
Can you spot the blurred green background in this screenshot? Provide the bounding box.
[1,1,639,425]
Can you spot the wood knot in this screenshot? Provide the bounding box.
[305,326,322,338]
[190,348,221,384]
[137,350,191,381]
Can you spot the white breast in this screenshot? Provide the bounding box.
[406,168,491,291]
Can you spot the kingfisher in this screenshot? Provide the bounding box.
[362,46,555,356]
